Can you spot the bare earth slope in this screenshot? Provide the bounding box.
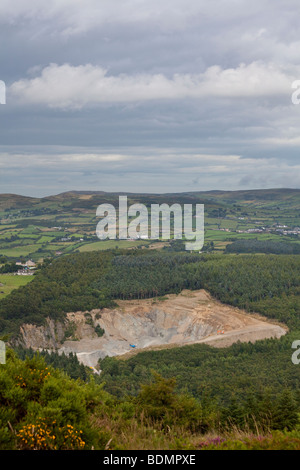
[53,290,287,369]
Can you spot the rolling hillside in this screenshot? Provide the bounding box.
[0,189,299,262]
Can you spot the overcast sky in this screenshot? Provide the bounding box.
[1,0,300,197]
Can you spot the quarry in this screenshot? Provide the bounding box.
[18,289,287,371]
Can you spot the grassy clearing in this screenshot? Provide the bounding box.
[0,274,34,298]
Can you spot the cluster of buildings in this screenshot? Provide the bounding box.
[15,259,37,276]
[273,226,300,236]
[219,221,300,236]
[236,228,265,234]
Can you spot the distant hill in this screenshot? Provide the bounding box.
[1,188,299,211]
[0,194,40,211]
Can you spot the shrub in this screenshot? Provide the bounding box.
[136,372,208,433]
[0,350,111,449]
[95,325,105,337]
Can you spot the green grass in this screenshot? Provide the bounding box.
[0,274,34,298]
[37,231,68,237]
[0,245,41,258]
[17,233,41,239]
[0,229,21,236]
[0,224,17,230]
[20,225,39,234]
[19,238,40,245]
[68,233,85,238]
[36,236,56,244]
[63,243,83,253]
[78,239,149,252]
[41,243,72,251]
[204,229,292,243]
[219,220,238,230]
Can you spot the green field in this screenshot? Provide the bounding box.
[17,233,41,239]
[0,274,34,298]
[36,236,56,243]
[78,239,149,252]
[0,245,41,258]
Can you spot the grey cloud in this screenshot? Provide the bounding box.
[0,147,299,197]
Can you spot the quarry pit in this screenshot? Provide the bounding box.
[52,289,287,369]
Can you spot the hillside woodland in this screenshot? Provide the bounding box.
[0,250,299,449]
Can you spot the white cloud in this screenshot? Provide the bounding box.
[9,61,297,109]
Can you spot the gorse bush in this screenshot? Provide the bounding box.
[16,419,86,450]
[0,350,110,450]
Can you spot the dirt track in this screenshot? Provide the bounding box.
[58,290,287,368]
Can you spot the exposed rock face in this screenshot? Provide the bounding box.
[16,290,287,369]
[18,318,66,350]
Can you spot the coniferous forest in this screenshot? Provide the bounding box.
[0,250,299,334]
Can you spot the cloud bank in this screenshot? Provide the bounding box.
[9,61,296,109]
